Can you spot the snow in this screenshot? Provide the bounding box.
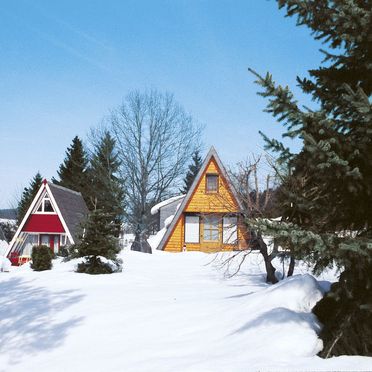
[150,195,185,215]
[0,250,371,372]
[0,218,16,225]
[0,255,11,272]
[0,239,9,256]
[164,214,174,228]
[147,228,167,250]
[120,233,135,249]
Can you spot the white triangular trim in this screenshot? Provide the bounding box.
[156,146,244,251]
[5,182,47,257]
[33,189,47,213]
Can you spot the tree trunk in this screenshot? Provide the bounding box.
[287,254,295,277]
[131,230,152,254]
[256,234,278,284]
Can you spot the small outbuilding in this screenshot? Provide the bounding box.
[6,180,89,265]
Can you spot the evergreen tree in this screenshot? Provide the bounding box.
[248,0,372,356]
[180,150,202,194]
[88,131,124,237]
[75,209,121,274]
[17,172,43,225]
[53,136,89,198]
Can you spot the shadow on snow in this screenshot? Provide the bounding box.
[0,277,84,363]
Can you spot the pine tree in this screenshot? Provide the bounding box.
[75,209,121,274]
[17,172,43,225]
[88,131,124,236]
[180,150,202,194]
[248,0,372,356]
[53,136,89,199]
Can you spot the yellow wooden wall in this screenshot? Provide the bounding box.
[163,157,249,252]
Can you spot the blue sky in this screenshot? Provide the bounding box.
[0,0,323,208]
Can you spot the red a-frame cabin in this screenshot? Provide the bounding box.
[6,180,89,265]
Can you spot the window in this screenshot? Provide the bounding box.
[35,193,55,213]
[44,199,54,212]
[203,216,219,241]
[223,216,238,244]
[22,234,39,256]
[185,215,200,243]
[206,174,218,192]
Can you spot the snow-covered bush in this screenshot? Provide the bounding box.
[76,256,121,274]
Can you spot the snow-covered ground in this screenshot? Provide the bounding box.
[0,239,8,256]
[0,250,371,372]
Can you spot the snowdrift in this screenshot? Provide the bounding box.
[0,250,371,371]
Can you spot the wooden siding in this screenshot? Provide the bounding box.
[163,214,184,252]
[163,157,249,252]
[185,158,238,213]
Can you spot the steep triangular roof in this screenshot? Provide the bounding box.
[157,146,243,250]
[47,183,89,242]
[5,180,88,257]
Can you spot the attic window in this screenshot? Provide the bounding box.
[36,195,55,213]
[206,174,218,192]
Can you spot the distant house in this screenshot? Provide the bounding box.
[151,195,185,231]
[5,180,89,265]
[157,147,249,252]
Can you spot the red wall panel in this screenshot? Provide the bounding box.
[23,214,65,233]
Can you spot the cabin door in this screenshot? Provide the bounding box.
[40,234,60,254]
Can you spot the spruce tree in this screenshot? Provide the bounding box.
[75,209,121,274]
[248,0,372,356]
[53,136,89,198]
[180,150,202,194]
[88,131,124,236]
[17,172,43,225]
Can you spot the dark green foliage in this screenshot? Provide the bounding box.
[17,172,43,225]
[31,245,53,271]
[87,131,124,237]
[53,136,90,200]
[75,209,121,274]
[249,0,372,356]
[76,256,115,274]
[180,150,203,194]
[313,259,372,357]
[56,246,69,258]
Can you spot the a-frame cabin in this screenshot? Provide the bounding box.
[6,180,89,265]
[157,147,249,252]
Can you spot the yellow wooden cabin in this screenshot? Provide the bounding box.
[157,147,249,252]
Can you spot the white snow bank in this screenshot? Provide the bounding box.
[150,195,185,215]
[147,228,167,250]
[0,255,11,272]
[221,274,324,360]
[0,239,9,256]
[163,214,174,228]
[0,251,371,372]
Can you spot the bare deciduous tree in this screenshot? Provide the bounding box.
[222,155,293,284]
[110,90,201,252]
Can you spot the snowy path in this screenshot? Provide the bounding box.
[0,251,371,371]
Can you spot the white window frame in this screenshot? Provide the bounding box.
[185,215,200,243]
[203,215,220,242]
[34,193,57,214]
[223,216,238,244]
[206,174,219,193]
